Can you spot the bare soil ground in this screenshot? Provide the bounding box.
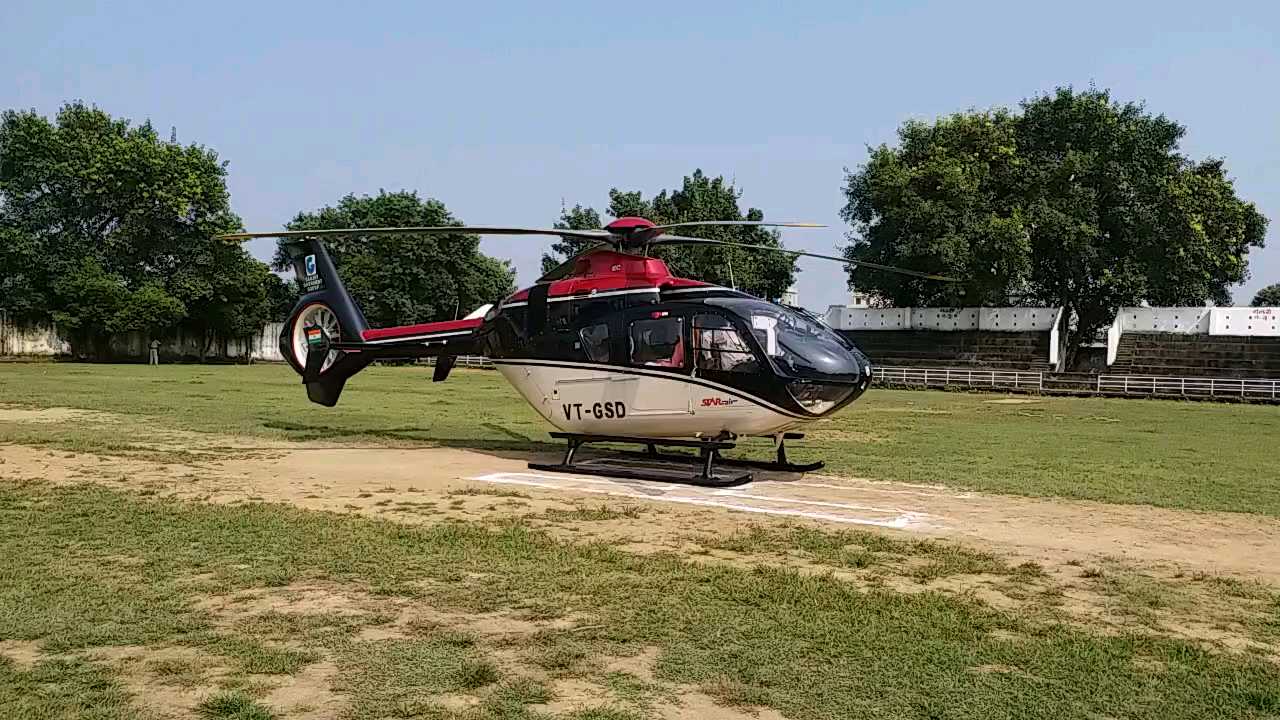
[3,409,1276,583]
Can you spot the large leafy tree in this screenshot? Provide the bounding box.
[842,87,1268,346]
[548,170,797,299]
[0,102,271,357]
[1253,284,1280,307]
[276,191,515,328]
[840,110,1028,307]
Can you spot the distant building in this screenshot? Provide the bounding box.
[848,288,880,308]
[781,284,799,306]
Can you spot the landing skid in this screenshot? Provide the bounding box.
[527,432,824,487]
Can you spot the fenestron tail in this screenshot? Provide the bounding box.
[277,239,483,407]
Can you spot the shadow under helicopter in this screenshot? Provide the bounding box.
[252,418,819,487]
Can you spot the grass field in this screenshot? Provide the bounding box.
[3,362,1280,719]
[2,363,1278,515]
[2,482,1279,720]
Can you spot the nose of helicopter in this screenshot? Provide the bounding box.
[784,341,872,415]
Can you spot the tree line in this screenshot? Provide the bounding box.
[841,87,1269,344]
[0,89,1272,359]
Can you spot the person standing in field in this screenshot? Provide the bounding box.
[149,339,160,366]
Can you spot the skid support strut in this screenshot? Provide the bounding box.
[527,432,824,486]
[528,433,753,487]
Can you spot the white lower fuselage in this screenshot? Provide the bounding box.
[495,359,808,438]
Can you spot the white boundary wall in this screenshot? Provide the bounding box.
[1209,307,1280,336]
[0,319,288,361]
[1115,307,1212,334]
[1113,307,1280,338]
[824,306,1060,332]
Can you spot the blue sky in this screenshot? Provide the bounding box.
[4,0,1277,311]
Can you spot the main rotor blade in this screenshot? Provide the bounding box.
[648,236,961,282]
[216,226,613,243]
[646,220,825,232]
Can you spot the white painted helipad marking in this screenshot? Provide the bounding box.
[788,480,975,499]
[470,471,934,530]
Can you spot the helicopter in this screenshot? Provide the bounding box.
[221,218,955,486]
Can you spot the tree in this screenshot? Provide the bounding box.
[1253,284,1280,307]
[541,204,602,275]
[50,259,129,358]
[264,273,300,321]
[276,191,515,328]
[840,110,1029,307]
[0,102,258,356]
[112,283,187,339]
[841,87,1268,346]
[550,170,798,300]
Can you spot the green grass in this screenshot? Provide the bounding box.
[705,524,1014,581]
[196,691,276,720]
[1,481,1278,719]
[2,363,1279,514]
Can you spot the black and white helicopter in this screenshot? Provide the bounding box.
[222,218,955,486]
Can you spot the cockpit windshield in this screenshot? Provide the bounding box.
[710,300,860,381]
[704,298,870,414]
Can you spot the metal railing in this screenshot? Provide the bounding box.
[1097,374,1280,400]
[872,366,1044,391]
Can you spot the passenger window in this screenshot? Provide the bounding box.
[629,317,685,368]
[694,314,758,373]
[579,323,610,363]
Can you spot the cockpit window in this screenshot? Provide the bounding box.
[693,314,758,373]
[629,316,685,368]
[579,323,610,363]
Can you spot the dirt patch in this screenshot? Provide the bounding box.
[530,677,614,715]
[8,440,1280,581]
[194,582,393,620]
[90,645,233,718]
[983,398,1042,405]
[660,689,788,720]
[0,639,44,670]
[265,659,343,719]
[0,406,120,424]
[604,646,662,681]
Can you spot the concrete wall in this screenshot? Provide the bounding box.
[825,306,1061,332]
[1113,307,1280,337]
[1209,307,1280,336]
[0,318,71,356]
[979,308,1057,332]
[1116,307,1213,334]
[0,317,287,362]
[913,308,979,331]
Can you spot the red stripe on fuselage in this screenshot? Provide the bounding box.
[361,317,482,341]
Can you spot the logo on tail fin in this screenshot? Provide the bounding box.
[304,254,317,276]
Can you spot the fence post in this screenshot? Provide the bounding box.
[1210,378,1216,397]
[1124,376,1129,394]
[1181,377,1185,396]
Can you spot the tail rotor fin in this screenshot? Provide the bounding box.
[279,239,373,405]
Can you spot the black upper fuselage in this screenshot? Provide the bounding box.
[473,252,873,419]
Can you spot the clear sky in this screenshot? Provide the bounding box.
[4,0,1277,311]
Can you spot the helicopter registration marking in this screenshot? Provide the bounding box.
[562,401,627,421]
